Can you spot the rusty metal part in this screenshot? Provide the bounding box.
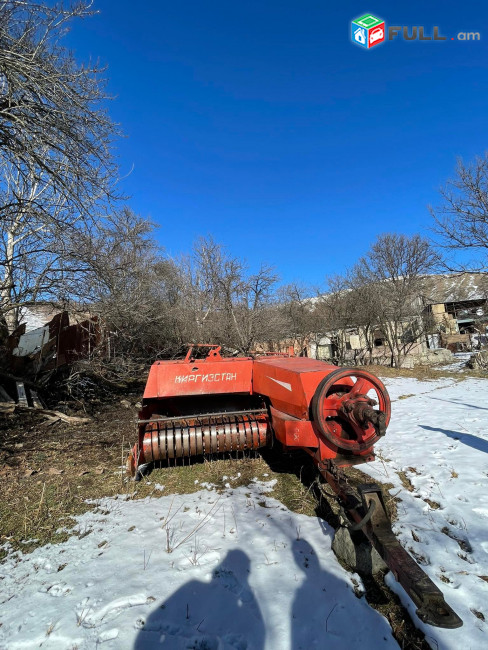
[347,498,376,531]
[319,460,463,629]
[184,344,224,362]
[140,411,270,462]
[312,368,391,452]
[340,396,388,437]
[138,408,267,425]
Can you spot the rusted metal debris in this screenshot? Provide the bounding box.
[6,311,101,378]
[319,461,463,629]
[0,310,102,414]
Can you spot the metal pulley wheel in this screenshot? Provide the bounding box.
[312,368,391,452]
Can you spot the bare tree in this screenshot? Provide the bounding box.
[0,1,119,331]
[214,255,279,354]
[72,208,180,360]
[168,237,280,354]
[177,237,237,344]
[277,283,317,355]
[430,154,488,272]
[0,1,117,195]
[0,161,108,331]
[313,275,358,363]
[348,283,377,364]
[354,233,437,367]
[310,273,377,364]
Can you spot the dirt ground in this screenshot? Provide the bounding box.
[0,398,136,554]
[0,395,313,555]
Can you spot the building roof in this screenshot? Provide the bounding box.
[19,305,61,332]
[19,304,93,332]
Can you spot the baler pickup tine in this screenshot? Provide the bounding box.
[137,408,268,425]
[320,464,463,629]
[137,411,270,465]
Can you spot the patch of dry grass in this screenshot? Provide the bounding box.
[0,406,134,556]
[423,498,441,510]
[357,363,487,382]
[0,403,316,557]
[398,470,415,492]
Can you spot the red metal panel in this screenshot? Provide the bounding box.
[143,357,253,399]
[269,406,319,447]
[252,357,337,419]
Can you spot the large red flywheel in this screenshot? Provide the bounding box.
[312,368,391,452]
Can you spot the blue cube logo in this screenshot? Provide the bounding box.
[351,14,385,49]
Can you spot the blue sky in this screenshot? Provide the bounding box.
[65,1,488,286]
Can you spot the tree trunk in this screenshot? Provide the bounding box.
[1,228,18,333]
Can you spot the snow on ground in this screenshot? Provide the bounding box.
[361,376,488,649]
[0,482,395,650]
[1,376,488,650]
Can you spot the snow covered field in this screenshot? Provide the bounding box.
[1,376,488,650]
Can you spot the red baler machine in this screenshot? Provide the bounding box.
[127,345,462,629]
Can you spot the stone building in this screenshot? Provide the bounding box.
[309,273,488,366]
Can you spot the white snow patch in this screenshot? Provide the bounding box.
[436,352,472,372]
[0,483,395,650]
[361,376,488,648]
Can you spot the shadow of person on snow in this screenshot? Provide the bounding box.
[134,549,265,649]
[420,424,488,454]
[290,538,395,650]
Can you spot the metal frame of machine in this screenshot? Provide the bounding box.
[127,344,462,629]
